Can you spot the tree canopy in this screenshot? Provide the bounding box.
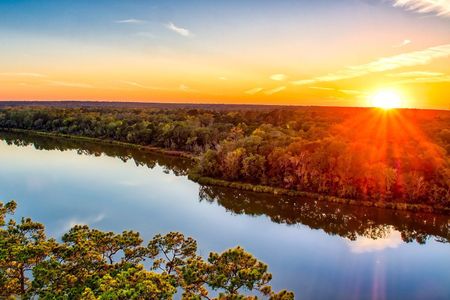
[0,106,448,207]
[0,201,294,299]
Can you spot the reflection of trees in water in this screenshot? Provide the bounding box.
[0,132,192,176]
[199,185,450,244]
[2,132,448,245]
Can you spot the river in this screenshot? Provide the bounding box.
[0,132,449,299]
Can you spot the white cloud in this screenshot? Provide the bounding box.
[392,0,450,17]
[245,87,263,95]
[347,227,403,253]
[116,19,146,24]
[166,22,192,37]
[270,74,288,81]
[393,39,412,48]
[56,213,106,236]
[265,86,286,95]
[292,44,450,85]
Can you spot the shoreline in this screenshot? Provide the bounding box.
[2,128,449,215]
[188,172,450,215]
[0,128,195,160]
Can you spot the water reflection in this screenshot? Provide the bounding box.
[346,227,403,253]
[199,186,449,245]
[1,131,449,246]
[0,131,192,176]
[2,131,450,299]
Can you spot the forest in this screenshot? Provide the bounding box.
[0,105,449,209]
[0,201,293,299]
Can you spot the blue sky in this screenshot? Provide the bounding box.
[0,0,449,108]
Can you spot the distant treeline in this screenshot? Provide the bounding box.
[0,105,449,207]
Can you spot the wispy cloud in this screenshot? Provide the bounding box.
[308,86,366,96]
[166,22,192,37]
[291,79,316,85]
[57,213,106,236]
[47,80,94,89]
[0,72,47,78]
[218,76,228,80]
[393,39,411,48]
[179,84,190,91]
[386,71,450,84]
[121,81,199,93]
[270,74,288,81]
[292,44,450,85]
[339,89,366,95]
[121,80,171,91]
[393,74,450,84]
[309,86,335,91]
[387,71,444,77]
[265,86,286,95]
[308,86,365,96]
[245,87,263,95]
[391,0,450,17]
[179,84,197,92]
[116,19,146,24]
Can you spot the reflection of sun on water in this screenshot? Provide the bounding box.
[369,90,403,109]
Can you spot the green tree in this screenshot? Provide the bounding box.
[1,201,293,299]
[0,201,51,297]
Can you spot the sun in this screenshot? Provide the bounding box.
[369,90,403,109]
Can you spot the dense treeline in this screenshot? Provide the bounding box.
[0,201,293,299]
[0,106,449,208]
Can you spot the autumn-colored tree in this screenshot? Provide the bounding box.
[1,106,449,206]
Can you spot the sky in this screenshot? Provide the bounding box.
[0,0,449,109]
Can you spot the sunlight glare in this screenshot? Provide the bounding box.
[369,90,403,109]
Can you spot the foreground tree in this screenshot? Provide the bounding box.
[0,201,53,297]
[0,201,294,299]
[179,246,294,300]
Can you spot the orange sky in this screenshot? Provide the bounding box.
[0,1,449,109]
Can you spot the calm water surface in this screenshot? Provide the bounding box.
[0,132,449,300]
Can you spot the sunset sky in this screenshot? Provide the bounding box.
[1,0,449,109]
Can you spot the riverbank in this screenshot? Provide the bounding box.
[2,128,449,215]
[188,172,450,215]
[0,128,195,160]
